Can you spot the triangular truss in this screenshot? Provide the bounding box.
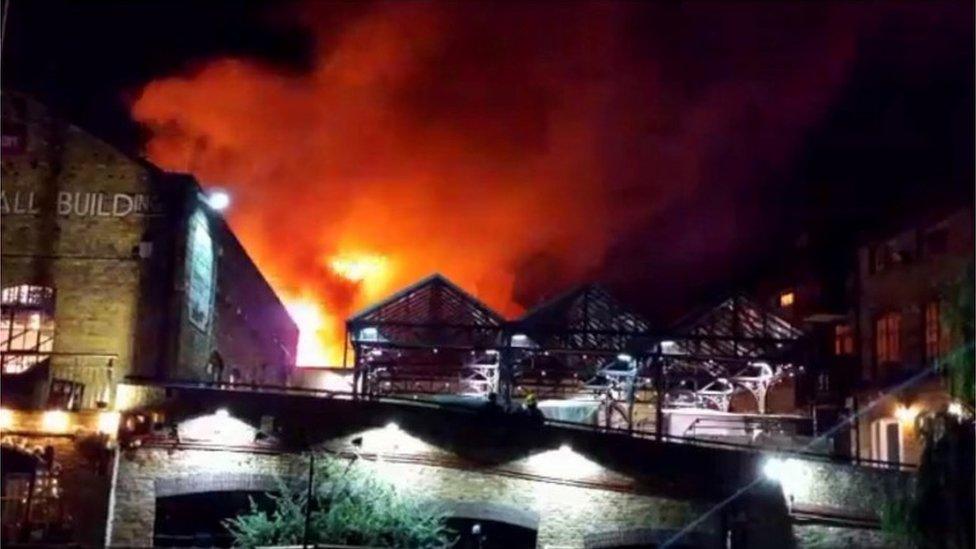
[671,295,802,358]
[517,284,650,352]
[663,295,805,413]
[347,273,505,348]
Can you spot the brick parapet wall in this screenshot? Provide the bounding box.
[109,446,706,548]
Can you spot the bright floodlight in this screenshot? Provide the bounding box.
[207,190,231,211]
[763,457,787,483]
[762,456,810,499]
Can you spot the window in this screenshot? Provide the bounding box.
[875,312,901,365]
[834,323,855,356]
[0,285,55,374]
[924,301,948,363]
[779,291,795,307]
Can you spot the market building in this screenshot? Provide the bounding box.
[0,92,298,544]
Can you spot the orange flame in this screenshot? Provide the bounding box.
[285,298,336,366]
[131,3,858,366]
[329,253,387,283]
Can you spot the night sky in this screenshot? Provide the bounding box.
[3,0,973,325]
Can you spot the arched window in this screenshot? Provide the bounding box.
[0,285,55,374]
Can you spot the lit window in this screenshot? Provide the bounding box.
[875,312,901,365]
[0,285,56,374]
[924,301,943,363]
[833,324,855,356]
[779,291,795,307]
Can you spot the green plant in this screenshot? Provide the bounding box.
[911,412,974,549]
[224,455,454,548]
[880,264,975,549]
[879,492,918,546]
[223,479,306,547]
[940,262,974,407]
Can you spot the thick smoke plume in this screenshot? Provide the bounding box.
[132,2,865,365]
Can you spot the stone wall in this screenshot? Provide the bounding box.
[1,92,297,409]
[102,390,916,548]
[109,446,707,548]
[773,457,914,516]
[793,524,901,549]
[1,92,165,408]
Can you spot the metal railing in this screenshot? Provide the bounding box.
[122,376,918,471]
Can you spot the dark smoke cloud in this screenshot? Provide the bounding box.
[130,1,967,360]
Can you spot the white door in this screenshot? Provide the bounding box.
[871,418,903,463]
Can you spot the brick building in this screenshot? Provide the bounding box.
[1,92,298,411]
[851,207,974,465]
[0,93,298,543]
[742,206,974,465]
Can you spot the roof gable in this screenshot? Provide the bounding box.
[516,284,650,351]
[347,273,505,348]
[672,295,802,358]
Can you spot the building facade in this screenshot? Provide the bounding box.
[1,92,298,411]
[851,207,974,465]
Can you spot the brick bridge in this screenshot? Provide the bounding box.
[107,384,912,548]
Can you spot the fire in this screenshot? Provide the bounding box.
[329,254,386,283]
[131,3,859,367]
[285,298,341,366]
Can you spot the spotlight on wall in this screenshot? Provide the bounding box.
[97,411,121,435]
[763,457,788,483]
[947,401,965,418]
[525,443,603,478]
[895,405,917,425]
[42,410,70,433]
[762,456,810,500]
[0,408,12,430]
[206,190,231,211]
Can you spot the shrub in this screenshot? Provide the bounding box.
[224,455,454,548]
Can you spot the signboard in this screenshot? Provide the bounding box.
[1,123,26,155]
[0,190,164,217]
[185,210,215,332]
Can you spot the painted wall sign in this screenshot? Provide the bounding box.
[1,123,26,155]
[185,210,215,332]
[0,190,164,217]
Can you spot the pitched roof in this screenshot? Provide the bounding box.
[347,273,505,348]
[516,284,651,351]
[671,295,802,358]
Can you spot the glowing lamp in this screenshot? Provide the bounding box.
[525,444,602,478]
[762,456,809,499]
[0,408,12,430]
[97,411,121,435]
[206,190,231,211]
[42,410,70,433]
[895,405,917,424]
[948,401,965,418]
[763,458,787,483]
